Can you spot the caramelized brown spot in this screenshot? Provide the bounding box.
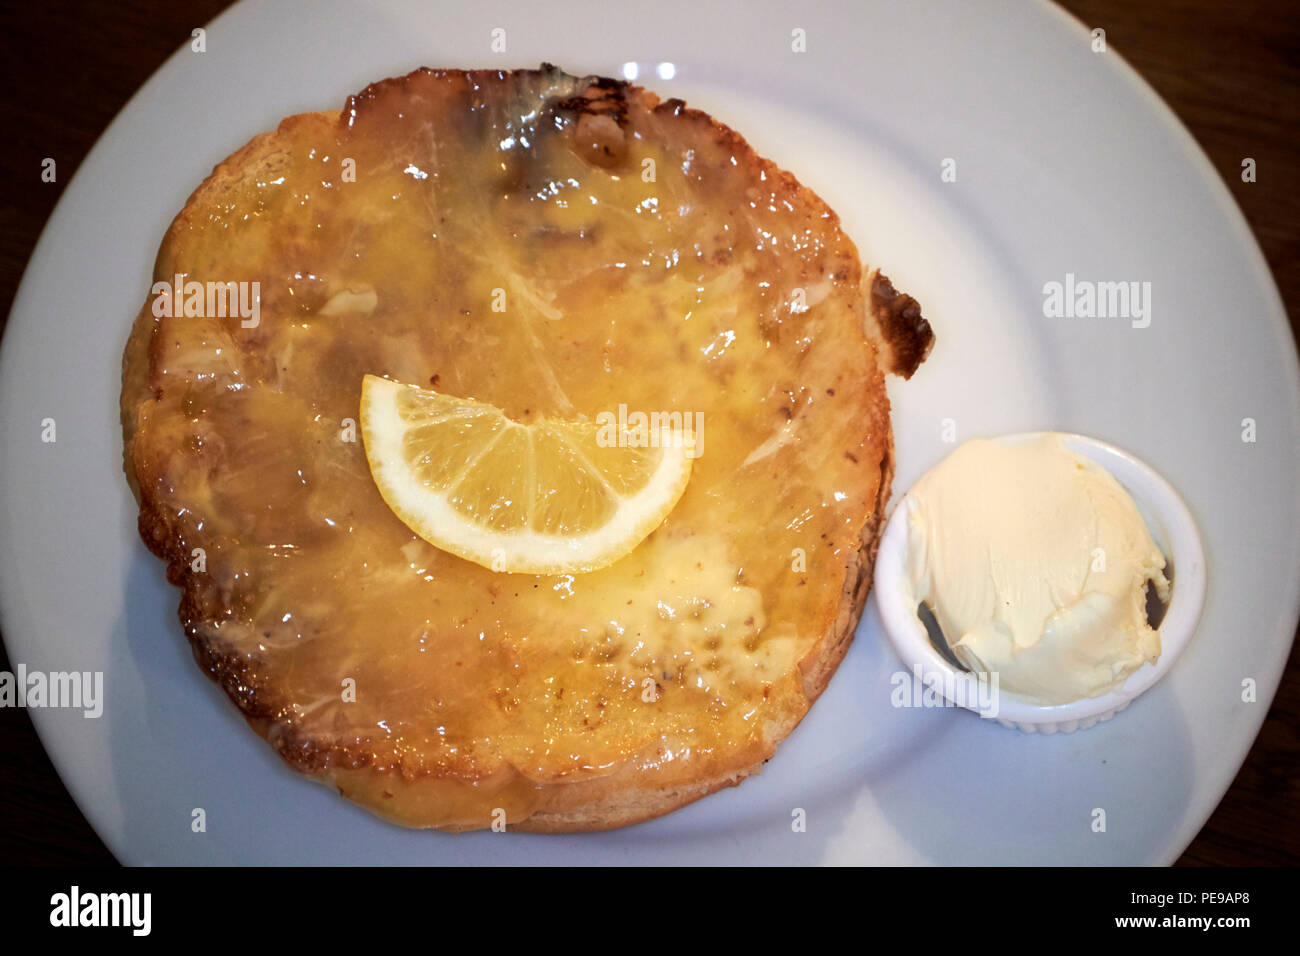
[869,272,934,379]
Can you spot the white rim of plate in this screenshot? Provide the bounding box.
[873,431,1208,729]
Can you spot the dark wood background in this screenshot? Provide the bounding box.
[0,0,1295,866]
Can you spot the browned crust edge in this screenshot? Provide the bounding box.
[869,272,934,380]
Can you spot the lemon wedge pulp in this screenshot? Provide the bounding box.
[359,375,695,574]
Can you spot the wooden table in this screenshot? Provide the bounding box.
[0,0,1295,866]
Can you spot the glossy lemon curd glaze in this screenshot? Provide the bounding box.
[124,68,892,827]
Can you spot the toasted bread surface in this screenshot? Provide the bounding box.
[122,65,929,831]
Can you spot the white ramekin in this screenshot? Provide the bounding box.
[873,432,1207,734]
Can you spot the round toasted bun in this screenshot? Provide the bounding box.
[121,65,931,832]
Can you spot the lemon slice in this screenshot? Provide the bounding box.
[360,375,695,574]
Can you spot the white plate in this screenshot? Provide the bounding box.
[2,0,1297,865]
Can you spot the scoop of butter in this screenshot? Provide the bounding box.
[904,434,1170,705]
